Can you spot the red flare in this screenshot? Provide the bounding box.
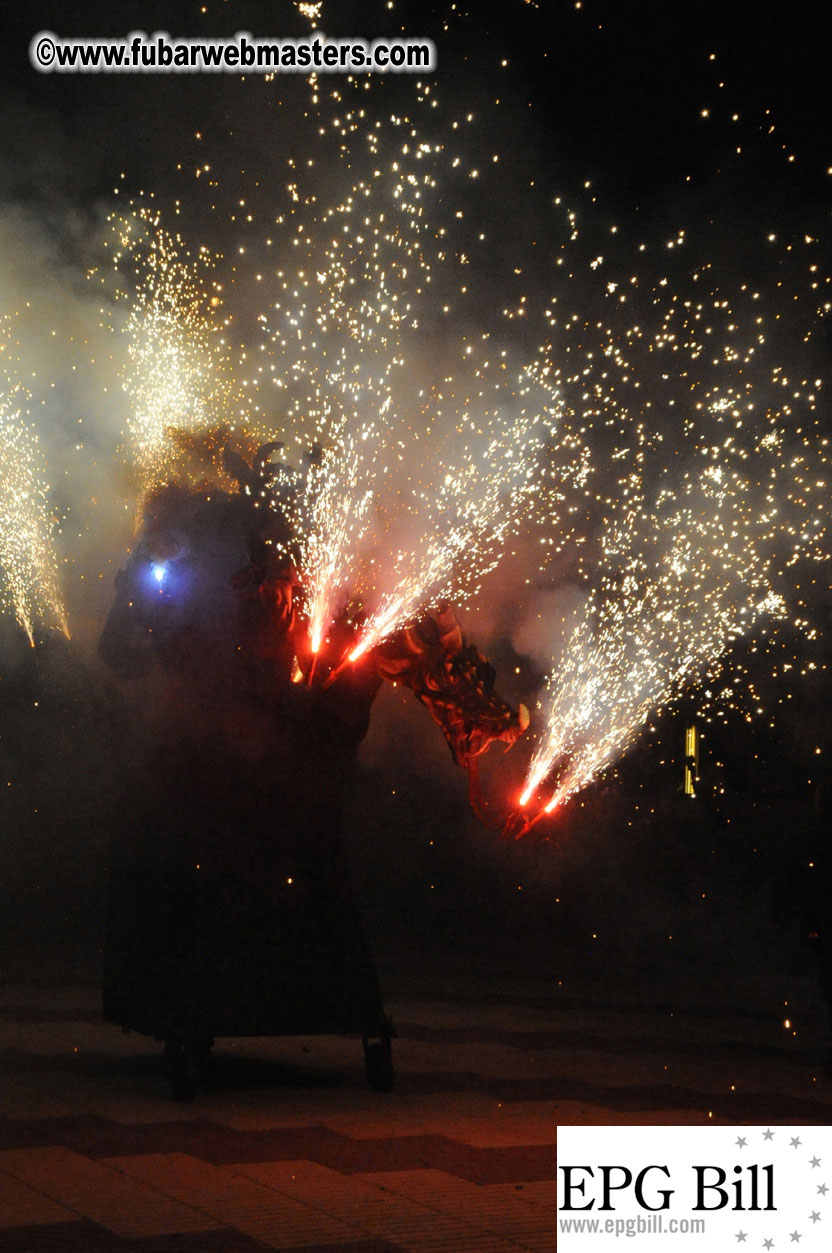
[349,637,372,663]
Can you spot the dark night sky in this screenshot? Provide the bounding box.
[3,2,832,209]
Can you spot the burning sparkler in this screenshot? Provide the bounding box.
[292,417,376,659]
[288,396,552,682]
[225,43,588,676]
[0,322,69,644]
[515,244,831,825]
[108,210,235,518]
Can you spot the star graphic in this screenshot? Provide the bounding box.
[736,1135,748,1149]
[790,1137,802,1149]
[810,1156,821,1168]
[789,1232,802,1243]
[736,1233,747,1244]
[818,1183,829,1196]
[763,1242,774,1251]
[810,1211,821,1223]
[763,1128,775,1141]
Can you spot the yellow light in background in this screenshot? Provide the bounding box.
[684,723,699,797]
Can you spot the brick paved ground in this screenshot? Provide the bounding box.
[1,960,831,1250]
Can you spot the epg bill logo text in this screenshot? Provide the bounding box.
[557,1126,830,1249]
[560,1161,775,1211]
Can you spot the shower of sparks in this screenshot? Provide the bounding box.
[108,210,234,516]
[231,62,587,662]
[289,416,377,654]
[0,325,69,644]
[279,396,556,664]
[107,0,831,807]
[520,465,791,811]
[343,404,548,661]
[519,218,831,813]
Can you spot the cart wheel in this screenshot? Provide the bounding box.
[164,1036,211,1101]
[363,1034,394,1093]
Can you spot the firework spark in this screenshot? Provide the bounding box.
[108,210,234,516]
[114,1,830,809]
[229,65,589,667]
[0,323,69,644]
[292,417,376,655]
[519,237,831,815]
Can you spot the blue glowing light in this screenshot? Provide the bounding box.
[151,563,167,586]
